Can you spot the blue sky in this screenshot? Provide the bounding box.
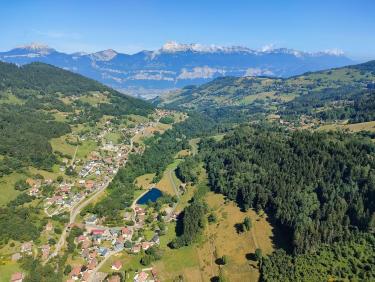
[0,0,374,59]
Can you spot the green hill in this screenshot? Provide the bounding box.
[0,61,153,175]
[158,60,375,125]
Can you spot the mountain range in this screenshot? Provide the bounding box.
[0,42,354,98]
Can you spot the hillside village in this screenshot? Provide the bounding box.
[7,109,181,282]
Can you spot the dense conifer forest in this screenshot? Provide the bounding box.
[194,124,375,280]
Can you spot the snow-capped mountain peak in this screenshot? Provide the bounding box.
[90,49,118,61]
[159,41,254,54]
[14,43,55,55]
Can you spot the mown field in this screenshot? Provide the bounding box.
[318,120,375,133]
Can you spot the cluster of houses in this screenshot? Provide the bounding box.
[25,177,53,197]
[8,111,178,282]
[64,220,161,281]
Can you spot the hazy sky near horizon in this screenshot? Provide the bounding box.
[0,0,374,59]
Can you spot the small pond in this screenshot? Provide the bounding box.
[136,188,163,204]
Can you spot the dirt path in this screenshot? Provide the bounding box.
[167,168,180,198]
[250,225,259,249]
[71,145,78,166]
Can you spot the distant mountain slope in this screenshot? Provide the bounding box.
[158,60,375,124]
[0,61,153,114]
[0,42,354,97]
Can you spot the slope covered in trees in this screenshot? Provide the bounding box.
[201,125,375,253]
[261,233,375,281]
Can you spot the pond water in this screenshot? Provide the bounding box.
[136,188,163,204]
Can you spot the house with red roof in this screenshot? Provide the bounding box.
[121,227,132,239]
[85,180,95,190]
[91,229,105,236]
[111,260,122,271]
[69,265,82,280]
[11,272,24,282]
[134,271,148,282]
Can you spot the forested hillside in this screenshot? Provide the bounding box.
[198,125,375,280]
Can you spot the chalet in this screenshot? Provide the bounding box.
[82,272,90,282]
[70,265,82,280]
[26,178,40,188]
[64,199,74,207]
[115,236,124,245]
[108,275,121,282]
[91,229,105,236]
[114,243,124,252]
[82,240,91,249]
[131,244,141,253]
[59,184,71,194]
[28,187,39,196]
[85,215,98,225]
[20,242,32,254]
[82,248,90,260]
[44,178,53,185]
[121,227,132,239]
[135,206,145,215]
[134,271,148,282]
[111,260,122,271]
[49,195,63,205]
[11,272,24,282]
[77,235,87,243]
[89,250,98,260]
[85,180,95,190]
[87,258,97,271]
[104,157,113,165]
[98,247,108,256]
[45,221,53,232]
[151,269,159,281]
[141,242,152,251]
[89,152,100,161]
[102,229,111,239]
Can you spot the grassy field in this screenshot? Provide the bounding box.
[99,251,144,281]
[197,192,274,282]
[189,138,200,156]
[153,192,275,282]
[175,149,190,158]
[50,135,76,157]
[78,92,109,106]
[155,159,182,196]
[0,172,24,206]
[76,140,98,159]
[153,222,202,282]
[135,173,155,189]
[318,120,375,133]
[0,261,22,282]
[105,131,122,144]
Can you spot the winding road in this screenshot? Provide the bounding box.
[46,136,136,263]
